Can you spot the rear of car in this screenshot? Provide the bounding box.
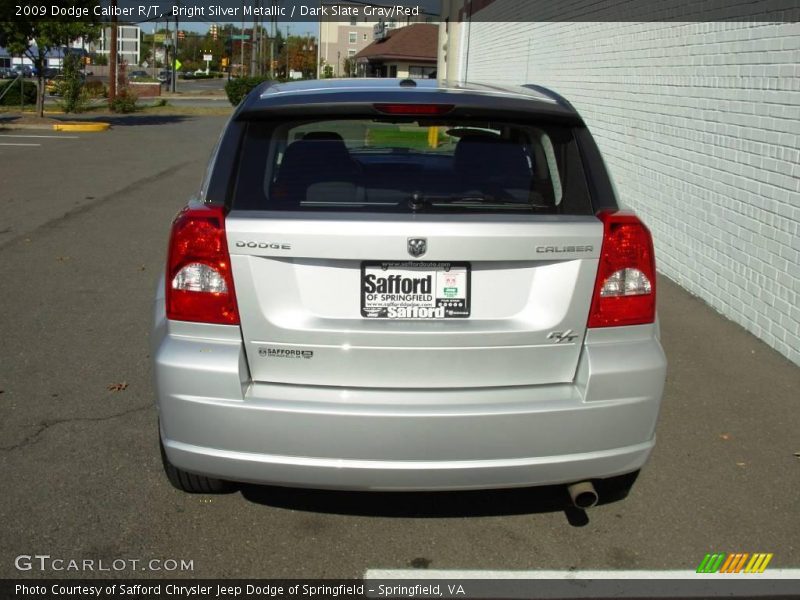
[153,80,666,501]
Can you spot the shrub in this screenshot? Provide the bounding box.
[110,88,138,113]
[60,53,88,113]
[224,76,271,106]
[84,80,107,98]
[0,80,37,106]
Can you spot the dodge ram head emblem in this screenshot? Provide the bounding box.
[408,238,427,257]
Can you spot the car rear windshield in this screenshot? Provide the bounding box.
[232,117,593,215]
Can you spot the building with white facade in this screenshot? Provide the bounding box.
[79,25,142,67]
[439,0,800,365]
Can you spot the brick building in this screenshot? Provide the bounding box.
[318,0,436,77]
[440,1,800,364]
[355,23,438,78]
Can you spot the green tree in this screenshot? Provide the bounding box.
[60,51,86,113]
[0,4,100,117]
[342,56,356,77]
[277,35,317,79]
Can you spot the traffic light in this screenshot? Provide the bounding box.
[177,30,185,41]
[210,24,218,41]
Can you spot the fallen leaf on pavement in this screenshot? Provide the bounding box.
[107,382,128,392]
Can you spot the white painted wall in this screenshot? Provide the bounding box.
[460,12,800,365]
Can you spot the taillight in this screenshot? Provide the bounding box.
[166,204,239,325]
[587,210,656,328]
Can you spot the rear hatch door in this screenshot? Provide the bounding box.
[227,213,601,388]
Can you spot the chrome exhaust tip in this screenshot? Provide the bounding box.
[567,481,598,509]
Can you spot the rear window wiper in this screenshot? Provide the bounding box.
[408,192,538,211]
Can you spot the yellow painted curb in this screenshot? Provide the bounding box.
[52,122,110,132]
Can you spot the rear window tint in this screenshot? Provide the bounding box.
[232,118,593,215]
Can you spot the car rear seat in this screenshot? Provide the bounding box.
[453,136,538,203]
[270,133,361,207]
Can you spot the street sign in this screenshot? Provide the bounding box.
[154,33,166,42]
[203,54,212,61]
[230,34,249,40]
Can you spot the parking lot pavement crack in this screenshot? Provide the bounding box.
[0,160,195,251]
[0,403,151,453]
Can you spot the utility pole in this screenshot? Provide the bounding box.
[269,2,275,79]
[286,25,289,79]
[259,12,266,76]
[250,4,258,77]
[109,0,117,104]
[172,5,178,92]
[165,16,170,85]
[227,23,232,81]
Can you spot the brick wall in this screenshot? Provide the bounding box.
[461,11,800,365]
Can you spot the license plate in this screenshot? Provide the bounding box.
[361,261,470,319]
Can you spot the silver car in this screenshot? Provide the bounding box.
[153,79,666,506]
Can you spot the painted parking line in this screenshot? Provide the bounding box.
[0,134,80,139]
[0,143,41,146]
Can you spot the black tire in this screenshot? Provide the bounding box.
[159,436,232,494]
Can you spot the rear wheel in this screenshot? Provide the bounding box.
[159,436,232,494]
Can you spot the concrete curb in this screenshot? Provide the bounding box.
[0,121,110,131]
[159,95,229,101]
[53,122,110,132]
[0,123,54,130]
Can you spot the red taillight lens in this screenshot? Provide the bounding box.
[587,210,656,328]
[373,103,454,116]
[166,204,239,325]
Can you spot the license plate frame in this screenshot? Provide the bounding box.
[361,261,471,319]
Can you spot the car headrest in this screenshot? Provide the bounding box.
[454,136,531,181]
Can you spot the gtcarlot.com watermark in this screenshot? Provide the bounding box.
[15,554,194,573]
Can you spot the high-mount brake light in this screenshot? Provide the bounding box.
[166,204,240,325]
[587,210,656,328]
[373,103,455,116]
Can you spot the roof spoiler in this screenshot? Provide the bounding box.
[521,84,576,112]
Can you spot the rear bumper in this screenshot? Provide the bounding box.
[153,316,666,491]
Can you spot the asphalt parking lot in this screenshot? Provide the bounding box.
[0,115,798,579]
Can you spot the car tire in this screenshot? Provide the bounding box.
[159,435,232,494]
